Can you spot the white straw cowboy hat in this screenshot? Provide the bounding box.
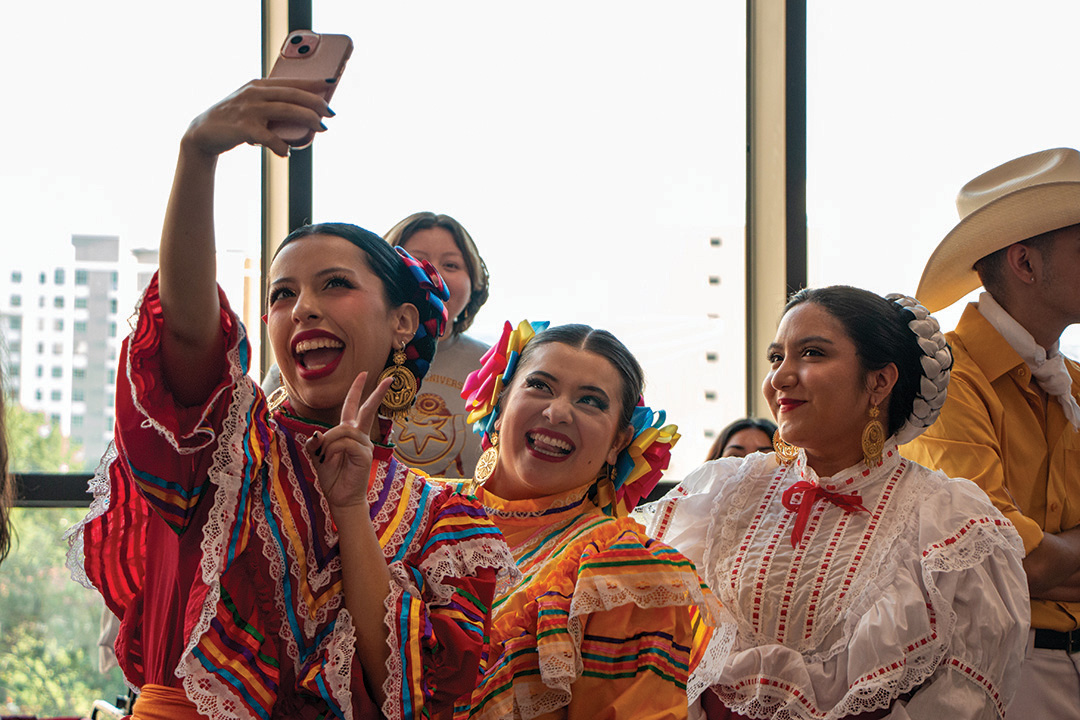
[917,147,1080,312]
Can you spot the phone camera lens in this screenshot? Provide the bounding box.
[290,35,303,45]
[298,45,310,54]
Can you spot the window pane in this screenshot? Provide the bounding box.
[0,2,262,715]
[0,509,127,717]
[807,2,1080,356]
[314,3,748,471]
[1,1,262,478]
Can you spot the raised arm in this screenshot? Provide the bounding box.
[158,79,333,406]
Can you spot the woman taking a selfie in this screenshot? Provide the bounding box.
[67,79,516,720]
[450,320,732,720]
[640,287,1029,720]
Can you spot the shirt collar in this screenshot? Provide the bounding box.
[786,439,902,495]
[953,302,1027,383]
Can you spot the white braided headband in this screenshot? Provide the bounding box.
[886,293,953,444]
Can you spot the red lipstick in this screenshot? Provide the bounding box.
[291,329,345,381]
[525,428,576,463]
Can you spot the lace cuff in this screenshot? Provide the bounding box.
[125,271,247,455]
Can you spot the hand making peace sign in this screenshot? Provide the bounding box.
[304,371,394,511]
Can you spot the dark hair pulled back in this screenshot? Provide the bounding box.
[784,286,922,438]
[275,222,443,384]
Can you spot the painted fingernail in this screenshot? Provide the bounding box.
[319,122,328,131]
[326,107,336,117]
[324,78,337,84]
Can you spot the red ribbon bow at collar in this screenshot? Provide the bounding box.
[781,480,869,548]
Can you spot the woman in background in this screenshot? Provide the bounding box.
[386,212,490,477]
[640,287,1029,720]
[705,417,776,461]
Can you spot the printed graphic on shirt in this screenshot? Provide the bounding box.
[394,393,468,474]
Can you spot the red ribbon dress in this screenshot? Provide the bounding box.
[67,274,518,720]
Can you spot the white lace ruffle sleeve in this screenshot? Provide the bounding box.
[640,445,1029,720]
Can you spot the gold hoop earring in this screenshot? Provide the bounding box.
[862,405,885,468]
[773,429,800,465]
[378,343,418,421]
[472,432,499,490]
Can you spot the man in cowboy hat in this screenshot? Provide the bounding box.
[905,147,1080,715]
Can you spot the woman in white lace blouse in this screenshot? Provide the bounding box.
[638,286,1030,720]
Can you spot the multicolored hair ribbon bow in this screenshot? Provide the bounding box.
[395,246,450,379]
[462,320,549,443]
[612,402,680,517]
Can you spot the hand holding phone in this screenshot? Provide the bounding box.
[267,30,353,148]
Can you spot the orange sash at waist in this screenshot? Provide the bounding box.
[130,683,206,720]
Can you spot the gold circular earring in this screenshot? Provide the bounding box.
[377,342,418,421]
[773,429,800,464]
[266,385,289,413]
[861,404,885,467]
[473,431,500,487]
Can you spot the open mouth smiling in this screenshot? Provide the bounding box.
[526,430,575,461]
[292,332,345,379]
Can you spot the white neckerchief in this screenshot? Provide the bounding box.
[977,292,1080,431]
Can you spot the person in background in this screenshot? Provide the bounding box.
[265,211,492,478]
[640,287,1029,720]
[904,148,1080,718]
[66,78,516,720]
[705,417,777,461]
[450,320,732,719]
[385,212,490,477]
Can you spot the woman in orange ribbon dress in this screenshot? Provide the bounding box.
[450,320,734,720]
[66,79,516,720]
[639,287,1030,720]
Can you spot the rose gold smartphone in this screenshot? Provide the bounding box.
[266,30,353,148]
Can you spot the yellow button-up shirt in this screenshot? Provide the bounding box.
[903,303,1080,632]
